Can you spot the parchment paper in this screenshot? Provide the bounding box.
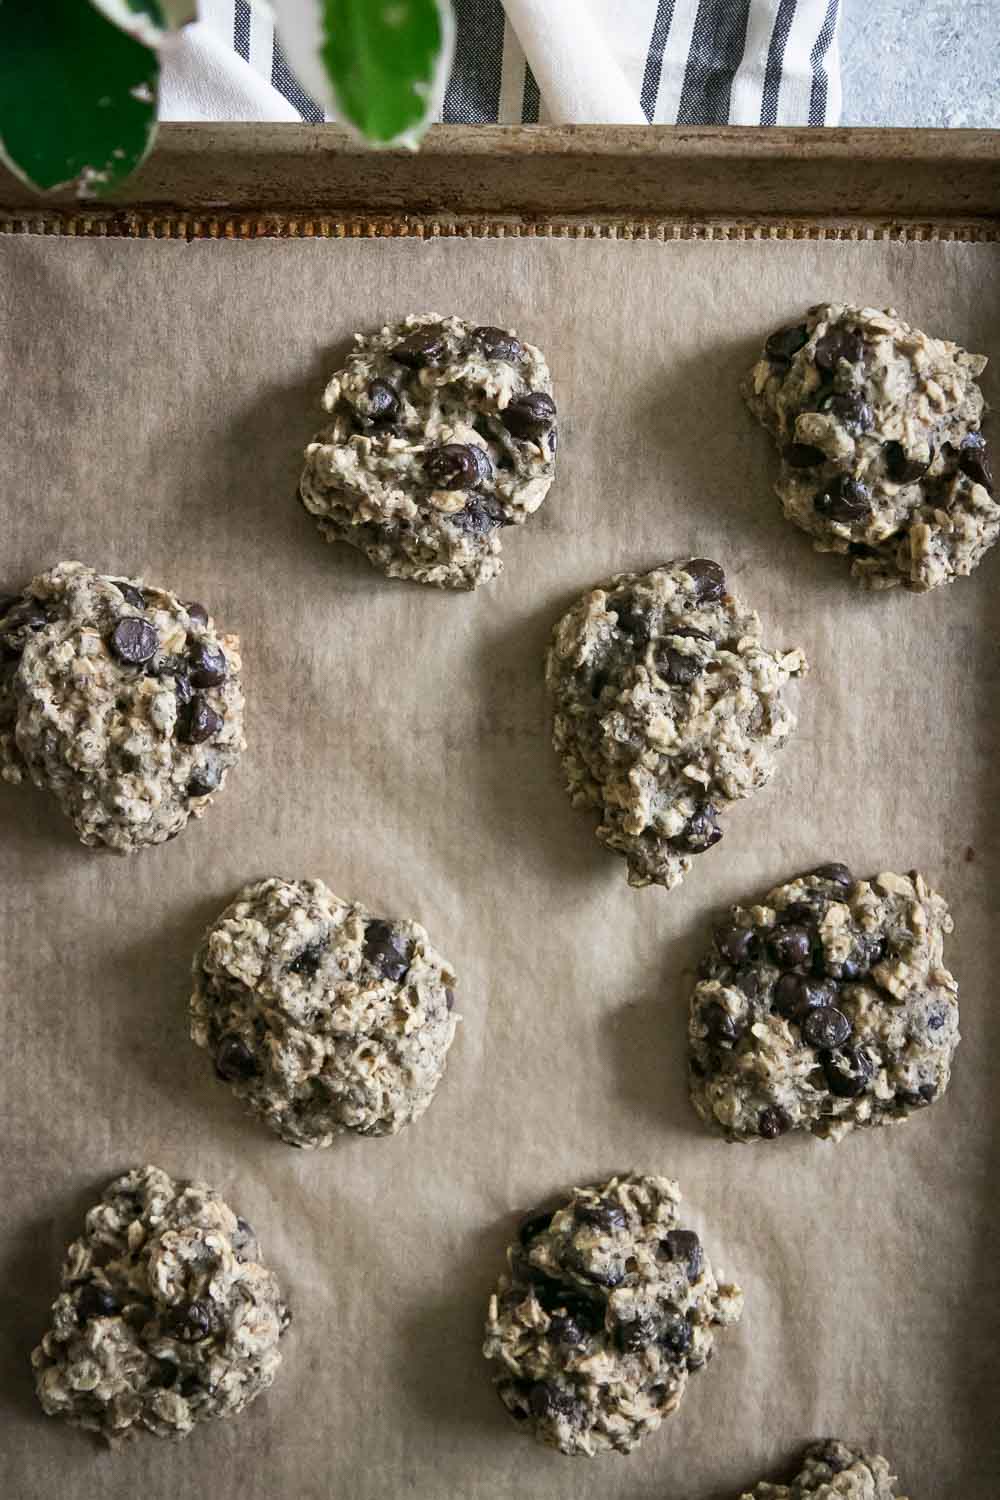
[1,231,998,1500]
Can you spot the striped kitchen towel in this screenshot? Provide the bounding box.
[183,0,841,128]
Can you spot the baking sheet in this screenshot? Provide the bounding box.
[0,231,998,1500]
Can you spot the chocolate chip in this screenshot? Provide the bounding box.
[813,1442,851,1474]
[702,1001,742,1044]
[289,940,325,976]
[188,642,227,689]
[179,1373,201,1398]
[518,1209,554,1245]
[812,862,853,888]
[823,1045,873,1098]
[927,1010,946,1031]
[715,924,756,964]
[112,579,146,609]
[576,1201,626,1233]
[819,392,874,431]
[187,763,220,798]
[814,474,872,523]
[425,443,487,490]
[179,697,222,745]
[837,932,886,981]
[76,1283,119,1323]
[548,1311,588,1346]
[672,803,722,855]
[366,379,400,425]
[472,325,523,362]
[682,558,726,603]
[170,1301,212,1341]
[660,1313,692,1356]
[155,654,193,703]
[780,901,818,926]
[898,1083,937,1107]
[814,327,864,370]
[774,974,836,1020]
[391,326,446,368]
[734,969,762,1000]
[656,647,702,686]
[802,1005,852,1049]
[186,601,209,627]
[768,924,812,969]
[884,440,932,483]
[764,324,809,363]
[154,1360,179,1389]
[501,392,557,441]
[662,1228,703,1280]
[617,1315,657,1353]
[528,1382,576,1420]
[959,432,994,493]
[785,443,827,469]
[453,495,506,534]
[758,1105,792,1139]
[608,593,650,647]
[363,919,411,982]
[110,617,158,665]
[215,1035,257,1082]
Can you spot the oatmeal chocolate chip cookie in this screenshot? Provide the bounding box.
[738,1439,910,1499]
[743,303,996,591]
[298,313,557,589]
[190,877,459,1145]
[689,865,959,1143]
[0,562,244,850]
[483,1173,743,1457]
[32,1165,290,1446]
[545,560,806,891]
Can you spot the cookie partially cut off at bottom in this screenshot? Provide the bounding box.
[738,1438,910,1498]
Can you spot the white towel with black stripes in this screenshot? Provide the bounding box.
[164,0,841,128]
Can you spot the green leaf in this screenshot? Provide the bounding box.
[90,0,196,46]
[322,0,453,145]
[0,0,159,195]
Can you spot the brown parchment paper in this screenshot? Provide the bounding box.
[1,231,998,1500]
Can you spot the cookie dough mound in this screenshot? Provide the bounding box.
[32,1165,290,1445]
[483,1173,743,1457]
[545,559,806,891]
[739,1439,909,1499]
[743,303,996,591]
[190,877,459,1145]
[689,865,959,1143]
[299,313,557,589]
[1,562,244,850]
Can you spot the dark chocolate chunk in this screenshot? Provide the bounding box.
[715,924,756,964]
[958,432,994,493]
[528,1382,577,1421]
[814,327,864,370]
[363,919,411,982]
[819,391,874,431]
[76,1283,119,1323]
[661,1228,703,1280]
[289,940,326,977]
[616,1315,656,1353]
[186,601,209,627]
[682,558,726,603]
[366,379,401,424]
[768,924,812,969]
[110,617,158,665]
[660,1312,692,1357]
[785,443,827,469]
[702,1001,742,1044]
[764,324,809,363]
[170,1301,212,1342]
[425,443,486,490]
[391,326,446,368]
[802,1005,852,1049]
[112,579,146,609]
[884,440,932,483]
[453,495,506,534]
[897,1082,937,1107]
[608,593,650,647]
[656,647,702,686]
[672,803,723,855]
[214,1035,258,1082]
[187,763,221,798]
[518,1209,555,1245]
[472,326,523,362]
[179,697,223,745]
[814,473,872,523]
[576,1201,626,1233]
[812,862,853,888]
[823,1045,873,1098]
[774,974,837,1020]
[548,1310,590,1346]
[188,642,227,688]
[758,1105,792,1139]
[501,391,557,441]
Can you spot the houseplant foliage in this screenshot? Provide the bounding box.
[0,0,454,196]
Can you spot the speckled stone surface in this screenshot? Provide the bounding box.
[841,0,999,127]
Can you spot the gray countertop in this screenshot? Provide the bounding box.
[840,0,999,127]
